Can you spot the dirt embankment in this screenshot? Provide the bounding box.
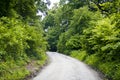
[24,59,49,80]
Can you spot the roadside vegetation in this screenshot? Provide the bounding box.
[0,0,49,79]
[44,0,120,80]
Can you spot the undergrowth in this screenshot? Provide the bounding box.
[0,53,47,80]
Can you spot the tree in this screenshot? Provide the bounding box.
[0,0,48,19]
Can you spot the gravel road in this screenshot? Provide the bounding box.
[33,52,102,80]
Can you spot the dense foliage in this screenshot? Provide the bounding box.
[44,0,120,79]
[0,0,48,79]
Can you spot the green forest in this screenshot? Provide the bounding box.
[0,0,120,80]
[44,0,120,80]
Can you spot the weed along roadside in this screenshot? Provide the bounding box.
[24,55,48,80]
[0,52,48,80]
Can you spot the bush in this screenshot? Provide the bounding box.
[0,17,47,80]
[71,50,88,61]
[98,62,120,80]
[0,17,47,61]
[85,54,100,67]
[113,64,120,80]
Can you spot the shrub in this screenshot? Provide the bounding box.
[71,50,88,61]
[0,17,47,80]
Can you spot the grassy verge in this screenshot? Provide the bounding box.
[0,53,47,80]
[70,50,120,80]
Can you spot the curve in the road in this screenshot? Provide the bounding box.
[33,52,102,80]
